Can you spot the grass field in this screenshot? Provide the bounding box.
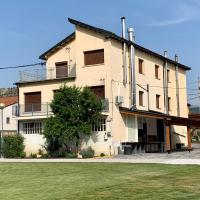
[0,163,199,200]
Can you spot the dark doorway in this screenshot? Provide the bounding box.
[157,119,164,142]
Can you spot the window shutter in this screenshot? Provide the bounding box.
[139,59,143,74]
[56,61,68,78]
[90,85,105,99]
[84,49,104,65]
[25,92,41,112]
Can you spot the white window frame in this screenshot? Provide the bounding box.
[23,122,42,134]
[92,118,106,132]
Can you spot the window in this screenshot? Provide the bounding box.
[156,95,160,109]
[155,65,159,79]
[139,91,144,106]
[168,97,171,111]
[89,85,105,99]
[84,49,104,66]
[55,61,68,78]
[6,117,10,124]
[25,92,41,112]
[23,122,42,134]
[92,118,106,132]
[138,59,144,74]
[167,69,170,82]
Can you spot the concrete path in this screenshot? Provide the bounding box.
[0,143,199,165]
[0,158,200,165]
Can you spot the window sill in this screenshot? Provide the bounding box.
[155,78,161,80]
[83,63,105,67]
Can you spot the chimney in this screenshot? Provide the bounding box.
[121,17,126,39]
[121,17,127,85]
[163,50,168,114]
[128,27,136,109]
[175,54,180,116]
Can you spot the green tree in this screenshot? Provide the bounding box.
[43,85,102,157]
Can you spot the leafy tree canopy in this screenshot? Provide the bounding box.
[43,85,102,156]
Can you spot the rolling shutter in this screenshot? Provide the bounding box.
[56,61,68,78]
[84,49,104,65]
[25,92,41,112]
[90,85,105,99]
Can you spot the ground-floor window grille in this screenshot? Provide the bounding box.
[23,122,42,134]
[92,118,106,132]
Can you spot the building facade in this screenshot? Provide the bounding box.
[0,96,18,135]
[14,18,191,155]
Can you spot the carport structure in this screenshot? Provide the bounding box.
[120,107,200,153]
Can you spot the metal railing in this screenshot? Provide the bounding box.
[19,64,76,82]
[12,103,53,117]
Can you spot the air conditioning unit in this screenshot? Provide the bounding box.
[115,96,124,105]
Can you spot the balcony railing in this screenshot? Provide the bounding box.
[19,64,76,83]
[13,99,109,118]
[12,103,53,117]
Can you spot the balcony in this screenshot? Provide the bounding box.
[12,99,109,118]
[12,103,53,117]
[19,64,76,83]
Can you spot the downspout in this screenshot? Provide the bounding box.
[127,28,136,109]
[163,51,168,114]
[121,17,127,86]
[175,54,180,117]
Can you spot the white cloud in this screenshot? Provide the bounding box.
[148,1,200,27]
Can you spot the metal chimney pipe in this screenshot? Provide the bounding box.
[128,27,136,109]
[163,51,168,114]
[121,17,127,86]
[175,54,180,116]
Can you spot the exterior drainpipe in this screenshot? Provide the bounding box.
[175,54,180,117]
[164,51,168,114]
[127,28,136,109]
[121,17,127,86]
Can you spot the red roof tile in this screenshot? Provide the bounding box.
[0,96,18,107]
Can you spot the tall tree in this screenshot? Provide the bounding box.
[43,85,102,156]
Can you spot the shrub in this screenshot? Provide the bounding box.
[80,147,95,158]
[65,152,77,158]
[100,153,105,157]
[2,135,25,158]
[30,153,37,158]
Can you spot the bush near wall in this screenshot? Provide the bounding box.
[2,135,25,158]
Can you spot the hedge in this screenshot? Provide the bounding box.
[1,135,25,158]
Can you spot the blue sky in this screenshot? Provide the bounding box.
[0,0,199,105]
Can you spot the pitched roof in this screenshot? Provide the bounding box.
[39,32,75,60]
[39,18,191,70]
[0,96,18,107]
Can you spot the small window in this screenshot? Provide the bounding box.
[6,117,10,124]
[156,95,160,109]
[168,97,171,111]
[138,59,144,74]
[155,65,159,79]
[167,69,170,82]
[92,118,106,132]
[139,91,144,106]
[55,61,68,78]
[84,49,104,66]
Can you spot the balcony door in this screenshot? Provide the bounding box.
[56,61,68,78]
[25,92,41,112]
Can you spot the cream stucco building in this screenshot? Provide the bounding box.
[14,18,192,155]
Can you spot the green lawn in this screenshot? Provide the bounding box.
[0,163,199,200]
